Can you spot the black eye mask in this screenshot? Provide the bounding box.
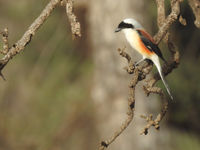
[118,21,134,29]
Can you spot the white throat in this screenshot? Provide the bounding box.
[123,29,139,50]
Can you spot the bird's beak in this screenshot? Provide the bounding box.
[115,28,121,32]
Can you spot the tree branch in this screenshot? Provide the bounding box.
[154,0,180,44]
[140,0,181,134]
[65,0,81,38]
[98,0,182,149]
[188,0,200,28]
[0,0,81,80]
[99,57,138,149]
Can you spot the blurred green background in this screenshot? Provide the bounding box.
[0,0,200,150]
[0,0,96,150]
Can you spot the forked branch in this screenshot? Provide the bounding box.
[0,0,81,79]
[98,0,182,149]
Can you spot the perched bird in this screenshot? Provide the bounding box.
[115,18,173,100]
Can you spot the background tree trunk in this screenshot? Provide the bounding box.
[88,0,171,149]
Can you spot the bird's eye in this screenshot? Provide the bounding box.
[118,22,124,28]
[118,21,134,29]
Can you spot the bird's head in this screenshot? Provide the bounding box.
[115,18,143,32]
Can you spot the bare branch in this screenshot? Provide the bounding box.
[98,0,182,149]
[65,0,81,38]
[0,0,61,79]
[154,0,180,44]
[0,28,9,55]
[99,52,139,150]
[141,0,181,133]
[179,15,187,26]
[0,0,81,80]
[156,0,166,27]
[117,47,135,74]
[140,98,168,135]
[145,0,181,92]
[188,0,200,28]
[141,87,168,135]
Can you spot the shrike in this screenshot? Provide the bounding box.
[115,18,173,100]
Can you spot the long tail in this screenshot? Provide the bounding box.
[152,56,173,100]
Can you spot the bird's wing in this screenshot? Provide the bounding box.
[137,29,155,43]
[137,29,166,61]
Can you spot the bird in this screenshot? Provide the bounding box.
[115,18,173,100]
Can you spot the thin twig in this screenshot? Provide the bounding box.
[153,0,180,44]
[141,86,169,135]
[0,0,81,80]
[0,28,9,55]
[0,0,61,79]
[65,0,81,38]
[99,51,139,150]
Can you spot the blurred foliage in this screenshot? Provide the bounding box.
[0,0,96,150]
[171,130,200,150]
